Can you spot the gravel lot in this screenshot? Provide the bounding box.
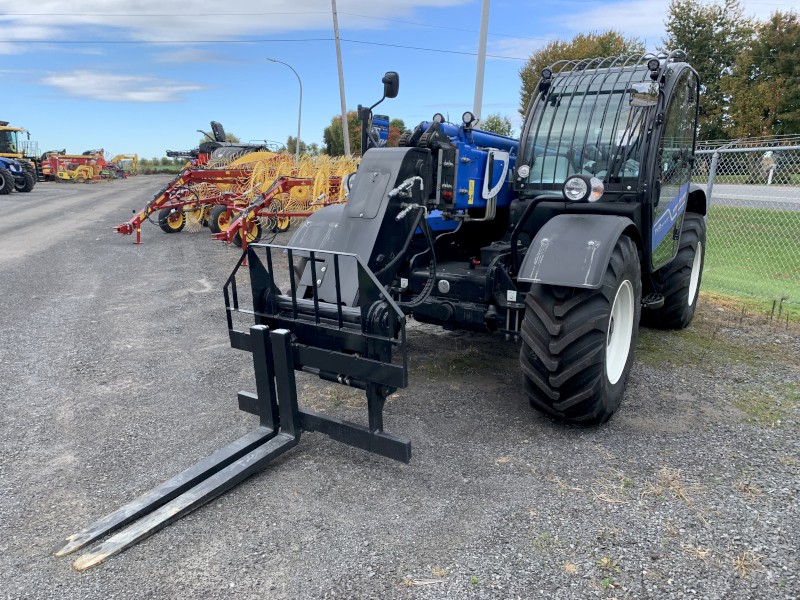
[1,176,798,599]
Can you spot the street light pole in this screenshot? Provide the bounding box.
[267,58,303,163]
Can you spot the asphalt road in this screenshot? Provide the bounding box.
[704,183,800,212]
[1,177,798,599]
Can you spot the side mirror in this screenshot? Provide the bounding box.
[629,82,659,107]
[382,72,399,99]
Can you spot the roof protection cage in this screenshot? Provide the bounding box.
[518,51,686,192]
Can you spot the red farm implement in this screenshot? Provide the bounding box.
[114,155,357,245]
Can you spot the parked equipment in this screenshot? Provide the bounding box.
[114,151,357,244]
[56,53,707,570]
[110,154,139,175]
[0,121,41,182]
[48,150,109,183]
[0,157,35,193]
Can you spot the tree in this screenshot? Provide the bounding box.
[387,118,408,147]
[285,135,308,156]
[284,136,322,157]
[323,111,362,156]
[663,0,753,140]
[518,31,644,115]
[480,113,514,137]
[723,11,800,137]
[197,131,240,146]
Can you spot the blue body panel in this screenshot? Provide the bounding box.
[372,114,390,146]
[419,121,518,214]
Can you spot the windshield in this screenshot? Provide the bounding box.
[520,65,653,189]
[0,130,19,154]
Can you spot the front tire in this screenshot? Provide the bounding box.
[520,235,641,424]
[641,213,705,329]
[158,208,185,233]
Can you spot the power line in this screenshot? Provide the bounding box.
[0,10,548,42]
[0,36,530,60]
[341,38,526,60]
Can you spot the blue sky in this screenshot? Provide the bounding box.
[0,0,788,158]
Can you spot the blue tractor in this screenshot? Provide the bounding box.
[0,156,36,193]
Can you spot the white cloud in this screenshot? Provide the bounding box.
[0,0,471,52]
[0,23,63,54]
[489,36,552,61]
[39,70,206,102]
[553,0,669,45]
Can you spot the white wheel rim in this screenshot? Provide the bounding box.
[606,279,634,385]
[688,241,702,306]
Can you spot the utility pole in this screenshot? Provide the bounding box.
[472,0,490,122]
[331,0,351,156]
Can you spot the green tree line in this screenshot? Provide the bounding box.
[518,1,798,141]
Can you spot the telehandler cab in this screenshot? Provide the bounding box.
[56,52,706,570]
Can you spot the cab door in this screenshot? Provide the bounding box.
[651,68,698,270]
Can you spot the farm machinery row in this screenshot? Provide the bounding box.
[114,140,358,246]
[42,150,138,183]
[58,54,709,571]
[1,121,136,185]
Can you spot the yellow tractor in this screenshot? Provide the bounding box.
[0,121,40,182]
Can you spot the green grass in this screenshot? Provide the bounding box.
[637,323,762,370]
[704,205,800,320]
[637,304,800,427]
[734,384,800,426]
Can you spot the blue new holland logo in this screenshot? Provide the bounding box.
[652,183,689,251]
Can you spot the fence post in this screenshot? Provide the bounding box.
[707,150,721,204]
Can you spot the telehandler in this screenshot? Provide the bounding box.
[56,52,706,570]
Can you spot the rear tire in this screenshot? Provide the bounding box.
[520,235,641,424]
[641,213,705,329]
[22,163,38,186]
[208,205,232,234]
[14,172,35,192]
[0,168,14,195]
[158,208,185,233]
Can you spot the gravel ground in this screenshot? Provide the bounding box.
[1,176,798,599]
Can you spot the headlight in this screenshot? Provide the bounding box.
[517,164,530,179]
[563,175,604,202]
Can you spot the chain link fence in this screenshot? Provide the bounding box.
[694,137,800,314]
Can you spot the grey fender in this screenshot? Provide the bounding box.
[517,214,638,289]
